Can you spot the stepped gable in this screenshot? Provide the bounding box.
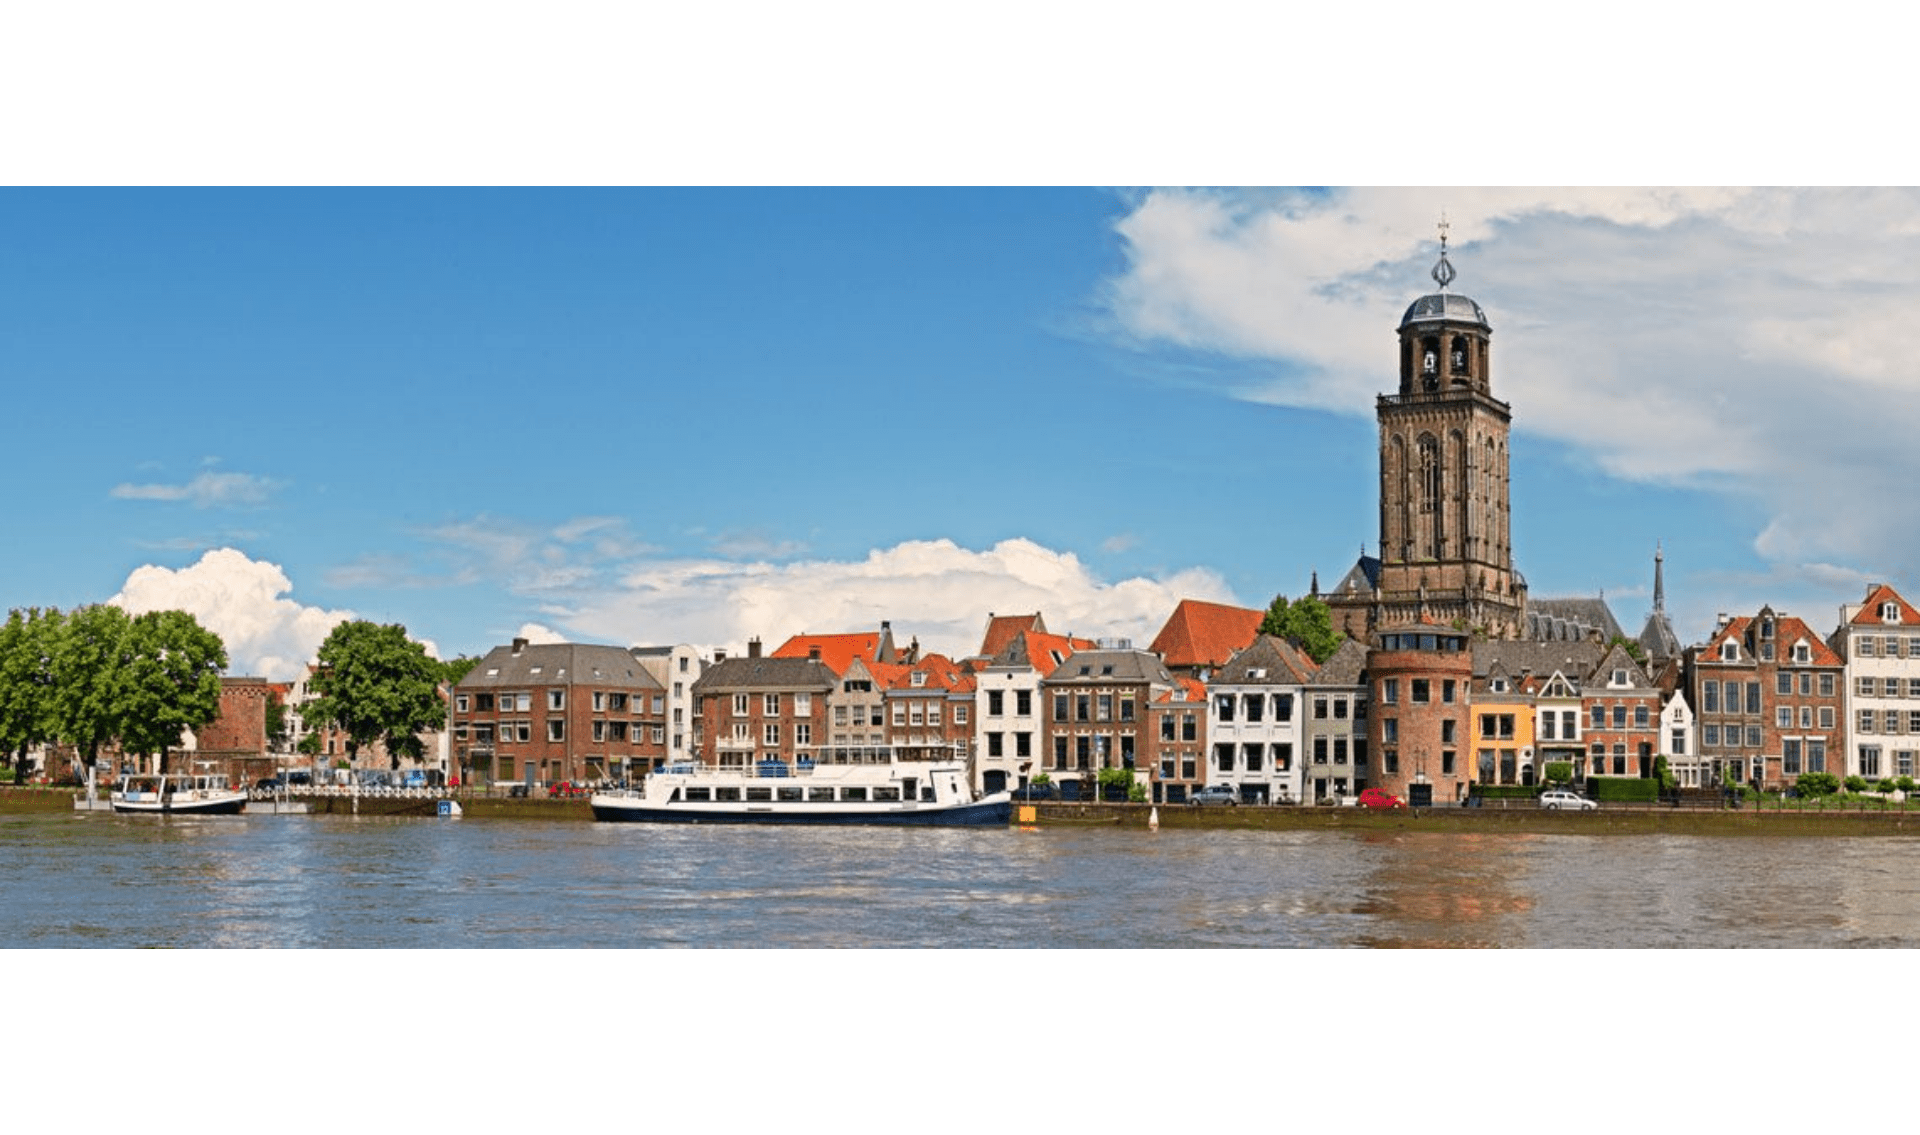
[1148,599,1264,672]
[1215,634,1320,685]
[1707,610,1841,667]
[979,613,1047,659]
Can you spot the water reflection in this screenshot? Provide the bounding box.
[8,814,1920,947]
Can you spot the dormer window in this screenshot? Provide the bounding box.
[1760,620,1774,640]
[1611,668,1628,687]
[1491,677,1509,693]
[1721,642,1739,662]
[1793,642,1811,664]
[1883,602,1902,624]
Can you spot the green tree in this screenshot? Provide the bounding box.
[1796,771,1840,797]
[265,688,288,750]
[302,621,445,769]
[442,654,481,686]
[1543,760,1574,786]
[1653,754,1675,793]
[117,609,227,772]
[50,604,133,779]
[1845,775,1869,793]
[1607,635,1648,666]
[1258,594,1343,664]
[0,608,63,782]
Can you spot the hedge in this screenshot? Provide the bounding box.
[1587,776,1660,802]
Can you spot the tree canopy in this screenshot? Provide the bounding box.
[1258,594,1343,664]
[117,609,228,769]
[0,608,62,778]
[303,621,445,768]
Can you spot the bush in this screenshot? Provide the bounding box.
[1899,777,1917,795]
[1590,777,1659,803]
[1795,771,1840,797]
[1543,761,1574,786]
[1845,775,1869,793]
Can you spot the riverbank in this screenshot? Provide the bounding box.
[12,784,1920,834]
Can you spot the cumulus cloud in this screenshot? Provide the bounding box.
[109,548,356,681]
[1105,187,1920,586]
[110,471,282,508]
[535,537,1236,658]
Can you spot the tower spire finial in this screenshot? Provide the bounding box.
[1431,213,1456,292]
[1652,542,1666,615]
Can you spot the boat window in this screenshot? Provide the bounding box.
[684,787,711,802]
[746,787,773,802]
[809,787,835,802]
[921,787,936,802]
[778,787,804,802]
[715,787,741,802]
[842,787,867,801]
[873,786,900,802]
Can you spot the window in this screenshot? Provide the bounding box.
[1313,737,1328,764]
[1783,739,1801,776]
[1383,718,1398,743]
[1541,713,1557,741]
[1441,720,1456,744]
[1808,740,1827,773]
[1381,679,1398,705]
[1704,724,1721,747]
[1412,679,1431,703]
[1725,682,1743,715]
[1076,695,1091,722]
[455,694,469,713]
[1443,680,1456,704]
[1591,705,1606,729]
[733,694,749,717]
[1635,705,1649,729]
[1097,694,1113,722]
[1820,707,1835,729]
[1860,637,1879,658]
[1888,678,1904,698]
[1613,704,1627,729]
[1776,707,1791,728]
[1182,714,1197,742]
[1703,683,1719,713]
[987,690,1004,716]
[1243,695,1263,724]
[987,733,1004,758]
[592,691,605,711]
[1746,726,1762,748]
[547,720,564,742]
[1216,744,1235,772]
[1801,706,1813,729]
[1860,710,1877,734]
[955,706,968,725]
[548,689,565,710]
[1275,694,1293,722]
[592,720,605,742]
[1860,746,1883,778]
[1160,715,1175,741]
[764,694,781,716]
[1859,677,1877,697]
[794,693,810,715]
[1442,750,1456,775]
[1820,674,1836,697]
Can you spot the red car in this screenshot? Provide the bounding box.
[1358,787,1406,810]
[548,780,589,798]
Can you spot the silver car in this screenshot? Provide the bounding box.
[1539,790,1598,811]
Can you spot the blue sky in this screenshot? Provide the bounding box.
[9,186,1914,678]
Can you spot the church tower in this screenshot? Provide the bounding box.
[1325,224,1528,638]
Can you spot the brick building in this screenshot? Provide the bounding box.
[690,640,833,767]
[1367,620,1474,805]
[1687,607,1844,789]
[453,639,668,786]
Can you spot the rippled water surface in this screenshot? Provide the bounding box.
[6,812,1920,947]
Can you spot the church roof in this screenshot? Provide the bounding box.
[1400,292,1489,330]
[1524,597,1624,644]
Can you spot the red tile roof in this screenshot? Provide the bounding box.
[1704,612,1843,667]
[979,613,1046,659]
[772,632,880,675]
[1023,631,1098,677]
[1148,599,1264,670]
[1851,584,1920,626]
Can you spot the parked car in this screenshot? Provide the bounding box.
[1358,787,1406,809]
[1189,785,1238,806]
[1539,789,1598,811]
[548,780,589,798]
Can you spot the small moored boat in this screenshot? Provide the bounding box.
[112,772,248,816]
[590,751,1010,826]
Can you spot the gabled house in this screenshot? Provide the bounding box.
[1039,647,1176,799]
[1687,606,1844,789]
[1147,677,1208,804]
[1581,643,1662,779]
[972,624,1097,794]
[1832,583,1920,783]
[689,639,832,767]
[1206,634,1319,804]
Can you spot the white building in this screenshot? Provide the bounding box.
[1207,635,1319,804]
[1835,584,1920,783]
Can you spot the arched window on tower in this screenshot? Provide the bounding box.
[1420,337,1440,389]
[1450,336,1469,378]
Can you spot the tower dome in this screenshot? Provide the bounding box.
[1400,291,1488,331]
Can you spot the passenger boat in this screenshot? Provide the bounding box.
[589,751,1011,826]
[111,771,248,815]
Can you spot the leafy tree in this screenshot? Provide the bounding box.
[1652,754,1675,793]
[1542,760,1574,786]
[117,609,227,772]
[1845,775,1869,794]
[1607,635,1648,666]
[1258,594,1343,664]
[49,604,133,779]
[442,655,481,686]
[0,608,63,782]
[1898,776,1917,795]
[265,688,288,750]
[302,621,445,769]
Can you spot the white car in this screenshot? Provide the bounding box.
[1539,790,1598,811]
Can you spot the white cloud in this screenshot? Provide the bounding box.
[1105,187,1920,585]
[536,537,1236,659]
[110,471,281,508]
[109,548,355,681]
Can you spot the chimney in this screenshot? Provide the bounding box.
[512,637,528,655]
[748,637,762,659]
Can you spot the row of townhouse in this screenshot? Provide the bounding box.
[434,582,1920,798]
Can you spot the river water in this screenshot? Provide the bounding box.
[6,811,1920,948]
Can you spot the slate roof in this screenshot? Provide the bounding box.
[1043,648,1176,688]
[989,630,1098,677]
[1308,638,1371,687]
[1214,634,1320,686]
[691,655,836,694]
[1148,599,1264,671]
[1471,640,1606,684]
[1524,597,1625,644]
[458,642,665,691]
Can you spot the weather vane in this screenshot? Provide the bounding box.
[1431,213,1456,292]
